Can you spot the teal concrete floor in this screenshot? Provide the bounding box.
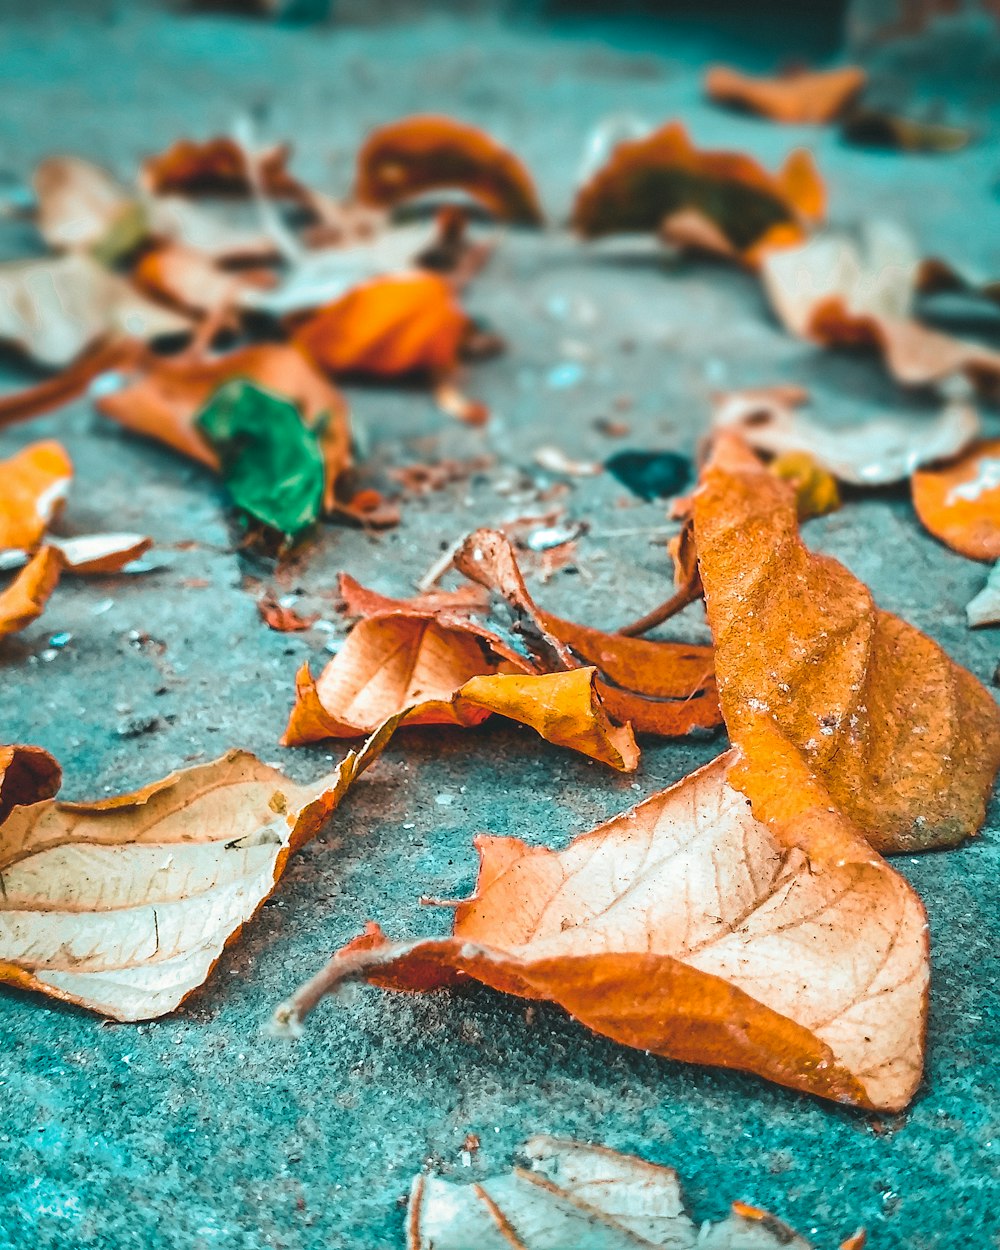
[0,5,998,1248]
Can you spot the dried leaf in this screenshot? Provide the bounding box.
[133,243,272,317]
[292,272,472,378]
[0,547,63,640]
[409,1137,832,1250]
[278,748,927,1111]
[705,64,866,124]
[572,121,823,259]
[712,385,980,485]
[454,529,721,737]
[48,533,153,575]
[0,724,394,1021]
[762,227,1000,392]
[842,109,971,153]
[0,440,73,549]
[967,561,1000,629]
[0,253,190,368]
[0,339,140,432]
[33,156,148,261]
[96,343,350,508]
[355,114,543,224]
[141,136,301,198]
[911,439,1000,562]
[0,745,61,823]
[692,437,1000,851]
[258,590,318,633]
[145,195,278,263]
[285,658,636,770]
[196,380,326,537]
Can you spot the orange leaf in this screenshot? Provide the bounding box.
[141,136,301,198]
[96,343,351,507]
[454,529,722,737]
[911,439,1000,562]
[292,272,471,378]
[0,441,72,550]
[0,547,63,640]
[355,114,543,224]
[277,748,927,1112]
[692,437,1000,852]
[0,745,61,822]
[705,64,867,124]
[132,244,273,318]
[572,121,822,257]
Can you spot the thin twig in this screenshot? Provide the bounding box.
[616,582,700,637]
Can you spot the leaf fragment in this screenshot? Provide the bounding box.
[409,1136,831,1250]
[355,114,543,224]
[0,725,393,1021]
[572,121,823,259]
[705,64,867,125]
[911,438,1000,562]
[141,135,302,198]
[0,547,63,640]
[33,156,148,260]
[0,745,61,823]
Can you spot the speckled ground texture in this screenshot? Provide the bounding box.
[1,4,999,1248]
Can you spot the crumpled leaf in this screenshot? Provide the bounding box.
[196,380,326,537]
[355,114,543,224]
[0,252,190,368]
[407,1136,864,1249]
[705,64,866,124]
[572,121,823,261]
[292,271,472,378]
[0,547,63,640]
[762,225,1000,392]
[454,529,721,737]
[0,534,153,577]
[96,343,351,509]
[692,435,1000,852]
[0,440,73,549]
[967,561,1000,629]
[276,747,927,1111]
[0,722,394,1021]
[141,135,302,198]
[911,438,1000,562]
[0,745,61,823]
[285,635,636,771]
[711,384,981,485]
[33,156,148,262]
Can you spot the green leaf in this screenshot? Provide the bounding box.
[196,379,325,538]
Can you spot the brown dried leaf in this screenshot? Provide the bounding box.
[705,64,867,125]
[0,547,63,640]
[692,437,1000,851]
[0,745,61,823]
[409,1136,832,1249]
[278,748,927,1111]
[0,723,394,1021]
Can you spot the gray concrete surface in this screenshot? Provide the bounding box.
[0,5,998,1248]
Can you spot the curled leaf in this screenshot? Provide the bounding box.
[0,440,73,549]
[409,1136,833,1250]
[0,253,189,368]
[911,439,1000,562]
[0,745,61,823]
[705,64,866,124]
[278,748,927,1111]
[355,114,543,224]
[141,135,301,198]
[711,384,980,485]
[762,226,1000,392]
[0,547,63,640]
[572,121,823,259]
[33,156,147,260]
[454,529,721,737]
[0,726,393,1021]
[692,436,1000,852]
[292,272,472,378]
